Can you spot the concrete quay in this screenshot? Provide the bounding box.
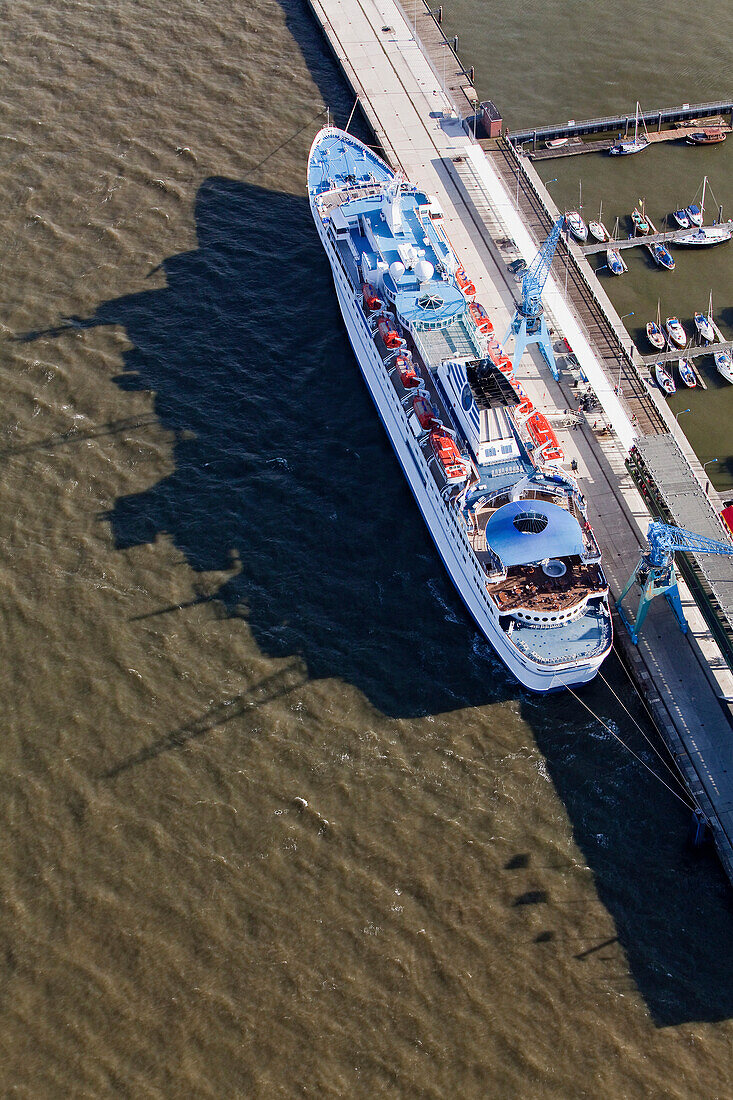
[306,0,733,881]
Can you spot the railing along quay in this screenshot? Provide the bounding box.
[483,138,667,436]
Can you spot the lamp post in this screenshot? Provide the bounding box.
[617,312,634,392]
[703,457,718,495]
[675,407,691,423]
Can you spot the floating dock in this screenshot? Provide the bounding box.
[306,0,733,883]
[507,101,733,150]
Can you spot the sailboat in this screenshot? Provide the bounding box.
[606,217,627,275]
[707,294,733,382]
[694,295,715,343]
[609,102,650,156]
[676,177,733,246]
[588,200,610,242]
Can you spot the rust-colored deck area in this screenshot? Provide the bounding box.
[488,559,606,613]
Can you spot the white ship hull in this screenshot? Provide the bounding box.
[311,203,606,691]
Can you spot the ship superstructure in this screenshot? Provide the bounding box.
[308,127,612,690]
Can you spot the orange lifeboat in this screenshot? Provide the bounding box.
[429,427,469,484]
[376,315,404,350]
[395,353,421,389]
[362,282,382,312]
[411,391,438,429]
[515,398,534,421]
[455,265,476,300]
[468,301,494,334]
[526,412,564,465]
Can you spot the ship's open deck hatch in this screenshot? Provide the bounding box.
[465,359,520,409]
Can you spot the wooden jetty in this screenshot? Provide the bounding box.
[641,339,733,366]
[528,120,732,160]
[507,100,733,149]
[581,222,733,254]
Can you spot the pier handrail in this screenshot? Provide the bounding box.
[506,99,733,145]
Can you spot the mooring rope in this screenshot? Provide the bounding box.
[566,686,698,812]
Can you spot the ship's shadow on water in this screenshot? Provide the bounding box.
[21,176,515,716]
[21,171,733,1024]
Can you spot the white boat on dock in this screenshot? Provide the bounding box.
[665,316,687,348]
[654,362,676,394]
[714,350,733,383]
[646,320,666,350]
[694,310,715,343]
[564,210,588,241]
[588,220,610,242]
[677,359,697,388]
[609,103,650,156]
[606,247,627,275]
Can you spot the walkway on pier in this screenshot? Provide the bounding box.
[641,340,733,366]
[307,0,733,882]
[508,99,733,146]
[581,223,733,254]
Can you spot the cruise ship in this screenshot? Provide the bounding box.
[307,128,612,691]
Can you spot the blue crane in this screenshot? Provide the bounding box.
[617,520,733,644]
[503,216,564,381]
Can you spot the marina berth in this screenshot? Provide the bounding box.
[308,127,612,691]
[665,316,687,348]
[677,359,696,388]
[564,210,588,241]
[654,362,676,394]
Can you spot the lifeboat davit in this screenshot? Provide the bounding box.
[526,412,564,466]
[514,398,534,422]
[376,315,404,349]
[395,353,421,389]
[429,427,470,484]
[411,391,439,429]
[455,265,476,300]
[468,301,494,334]
[362,282,382,312]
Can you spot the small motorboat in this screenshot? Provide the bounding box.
[665,317,687,348]
[671,208,690,229]
[411,391,439,430]
[525,411,564,466]
[686,203,703,227]
[394,352,421,389]
[694,311,715,342]
[376,314,405,349]
[654,362,676,394]
[362,283,383,312]
[686,129,726,145]
[674,224,733,246]
[631,207,652,235]
[714,350,733,384]
[650,242,675,270]
[564,210,588,241]
[677,359,697,388]
[468,300,494,334]
[545,137,568,149]
[606,247,627,275]
[646,321,666,350]
[455,265,476,299]
[588,220,610,242]
[429,427,470,483]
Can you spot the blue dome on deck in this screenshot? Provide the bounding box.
[485,500,584,567]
